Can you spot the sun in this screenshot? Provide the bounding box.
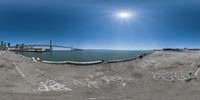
[112,10,136,22]
[116,11,132,19]
[117,12,131,18]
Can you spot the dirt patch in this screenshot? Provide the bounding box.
[131,73,143,79]
[157,66,176,70]
[0,64,5,68]
[126,65,134,70]
[1,58,7,60]
[5,84,14,88]
[146,64,156,69]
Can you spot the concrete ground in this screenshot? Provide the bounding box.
[1,50,200,100]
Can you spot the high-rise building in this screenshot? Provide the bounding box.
[20,43,25,49]
[3,42,6,50]
[16,44,19,49]
[0,41,3,50]
[8,43,11,48]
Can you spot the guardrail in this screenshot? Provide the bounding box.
[107,57,137,63]
[66,60,103,65]
[107,52,154,63]
[42,60,103,65]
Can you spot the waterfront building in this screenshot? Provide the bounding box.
[8,43,11,48]
[0,41,3,50]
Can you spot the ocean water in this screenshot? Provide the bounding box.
[16,50,152,62]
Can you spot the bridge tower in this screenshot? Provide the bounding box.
[50,40,53,51]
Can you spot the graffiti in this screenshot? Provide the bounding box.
[38,74,130,92]
[152,70,197,81]
[88,96,105,100]
[73,75,127,89]
[38,79,72,92]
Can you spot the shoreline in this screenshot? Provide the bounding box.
[14,51,154,65]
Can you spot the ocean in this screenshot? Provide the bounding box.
[16,50,152,62]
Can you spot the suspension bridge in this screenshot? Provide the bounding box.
[11,40,82,51]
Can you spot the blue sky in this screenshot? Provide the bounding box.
[0,0,200,50]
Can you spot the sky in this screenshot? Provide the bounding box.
[0,0,200,50]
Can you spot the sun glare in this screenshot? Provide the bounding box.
[116,11,132,19]
[117,12,131,18]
